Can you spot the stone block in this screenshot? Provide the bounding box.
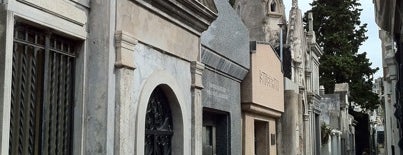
[201,0,250,69]
[115,31,137,70]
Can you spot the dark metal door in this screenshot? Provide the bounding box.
[9,24,76,155]
[145,87,173,155]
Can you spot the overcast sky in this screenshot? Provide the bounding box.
[284,0,383,79]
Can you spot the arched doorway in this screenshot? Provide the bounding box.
[144,86,174,155]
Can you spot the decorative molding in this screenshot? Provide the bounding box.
[133,0,218,33]
[242,102,282,118]
[268,12,282,18]
[201,47,249,81]
[115,31,137,70]
[191,61,205,89]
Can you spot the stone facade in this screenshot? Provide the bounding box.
[379,29,400,155]
[279,2,323,155]
[0,0,218,154]
[234,0,287,154]
[374,0,403,153]
[241,42,284,155]
[319,83,356,155]
[200,0,249,154]
[0,1,333,155]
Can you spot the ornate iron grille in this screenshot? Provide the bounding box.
[9,24,75,155]
[145,87,174,155]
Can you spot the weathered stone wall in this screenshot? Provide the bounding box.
[320,94,341,129]
[116,0,201,61]
[201,0,250,69]
[131,42,193,155]
[200,0,249,154]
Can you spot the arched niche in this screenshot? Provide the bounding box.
[136,71,189,155]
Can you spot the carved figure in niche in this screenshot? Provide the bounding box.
[299,67,305,86]
[271,0,276,12]
[305,50,310,70]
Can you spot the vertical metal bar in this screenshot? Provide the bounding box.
[66,55,73,155]
[10,42,22,155]
[58,54,66,154]
[19,45,28,155]
[49,51,56,155]
[56,53,63,154]
[41,32,51,155]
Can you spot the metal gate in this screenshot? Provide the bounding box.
[145,87,173,155]
[9,24,76,155]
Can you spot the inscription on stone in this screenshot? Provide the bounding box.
[259,70,279,91]
[206,83,229,99]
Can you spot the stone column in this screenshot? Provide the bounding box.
[114,31,137,155]
[280,90,298,155]
[0,9,13,155]
[191,61,204,155]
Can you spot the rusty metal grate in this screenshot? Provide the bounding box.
[9,24,76,155]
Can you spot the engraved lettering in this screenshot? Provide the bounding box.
[259,70,279,91]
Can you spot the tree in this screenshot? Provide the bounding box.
[304,0,380,110]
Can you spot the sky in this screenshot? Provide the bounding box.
[284,0,383,79]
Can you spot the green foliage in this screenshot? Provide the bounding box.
[304,0,380,110]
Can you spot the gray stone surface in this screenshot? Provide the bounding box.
[320,94,341,129]
[279,90,298,155]
[85,0,116,154]
[201,69,242,155]
[234,0,266,41]
[132,42,193,155]
[201,0,250,69]
[0,9,10,155]
[132,43,192,114]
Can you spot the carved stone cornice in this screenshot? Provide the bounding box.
[133,0,218,33]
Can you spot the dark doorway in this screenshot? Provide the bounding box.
[203,108,230,155]
[350,110,370,155]
[254,120,269,155]
[145,87,174,155]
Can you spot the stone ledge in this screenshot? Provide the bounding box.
[201,47,248,81]
[242,102,282,118]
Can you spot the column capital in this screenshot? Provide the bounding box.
[115,31,137,70]
[191,61,204,89]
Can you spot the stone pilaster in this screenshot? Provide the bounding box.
[191,61,204,155]
[114,31,137,155]
[0,9,13,155]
